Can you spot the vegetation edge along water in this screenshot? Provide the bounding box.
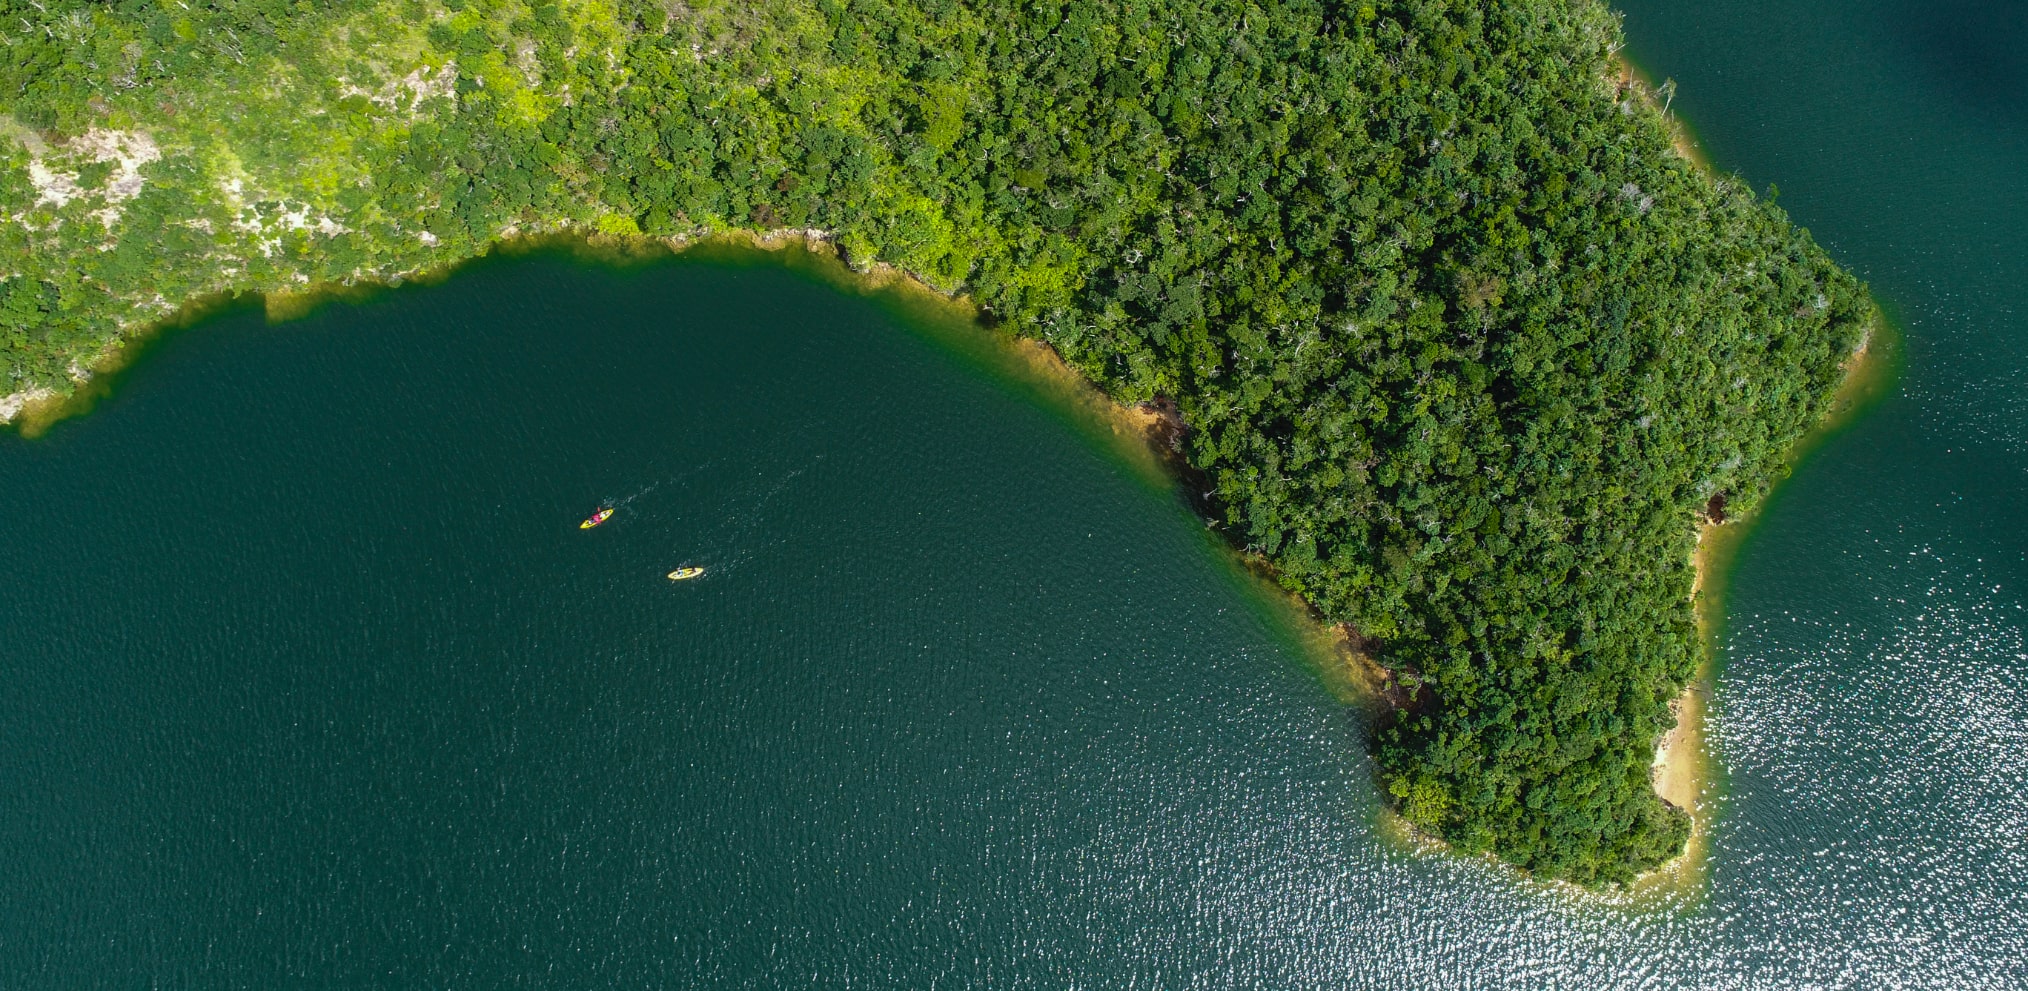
[1,0,1875,886]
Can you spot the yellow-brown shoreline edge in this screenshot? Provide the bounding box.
[3,204,1895,901]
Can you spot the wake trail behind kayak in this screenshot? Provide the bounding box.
[686,454,824,577]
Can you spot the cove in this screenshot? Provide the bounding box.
[1,248,1405,985]
[0,240,2000,987]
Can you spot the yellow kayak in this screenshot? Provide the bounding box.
[667,567,705,581]
[579,507,615,529]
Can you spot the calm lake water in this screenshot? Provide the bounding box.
[4,4,2026,988]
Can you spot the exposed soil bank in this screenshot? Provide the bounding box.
[0,219,1893,899]
[1639,314,1892,892]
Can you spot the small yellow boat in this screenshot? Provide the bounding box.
[666,567,705,581]
[580,507,615,529]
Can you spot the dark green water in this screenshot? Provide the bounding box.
[7,5,2028,987]
[1610,0,2028,985]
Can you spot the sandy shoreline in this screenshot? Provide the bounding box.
[2,216,1886,894]
[1651,677,1706,814]
[1642,319,1883,885]
[1648,525,1723,856]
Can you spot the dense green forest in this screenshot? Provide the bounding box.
[0,0,1869,884]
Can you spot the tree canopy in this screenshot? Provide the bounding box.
[0,0,1870,884]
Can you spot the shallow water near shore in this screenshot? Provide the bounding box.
[0,248,1921,987]
[1613,0,2028,984]
[5,2,2028,986]
[0,244,1719,988]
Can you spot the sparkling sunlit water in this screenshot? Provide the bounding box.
[5,1,2028,984]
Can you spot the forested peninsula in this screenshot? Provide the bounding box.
[1,0,1871,885]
